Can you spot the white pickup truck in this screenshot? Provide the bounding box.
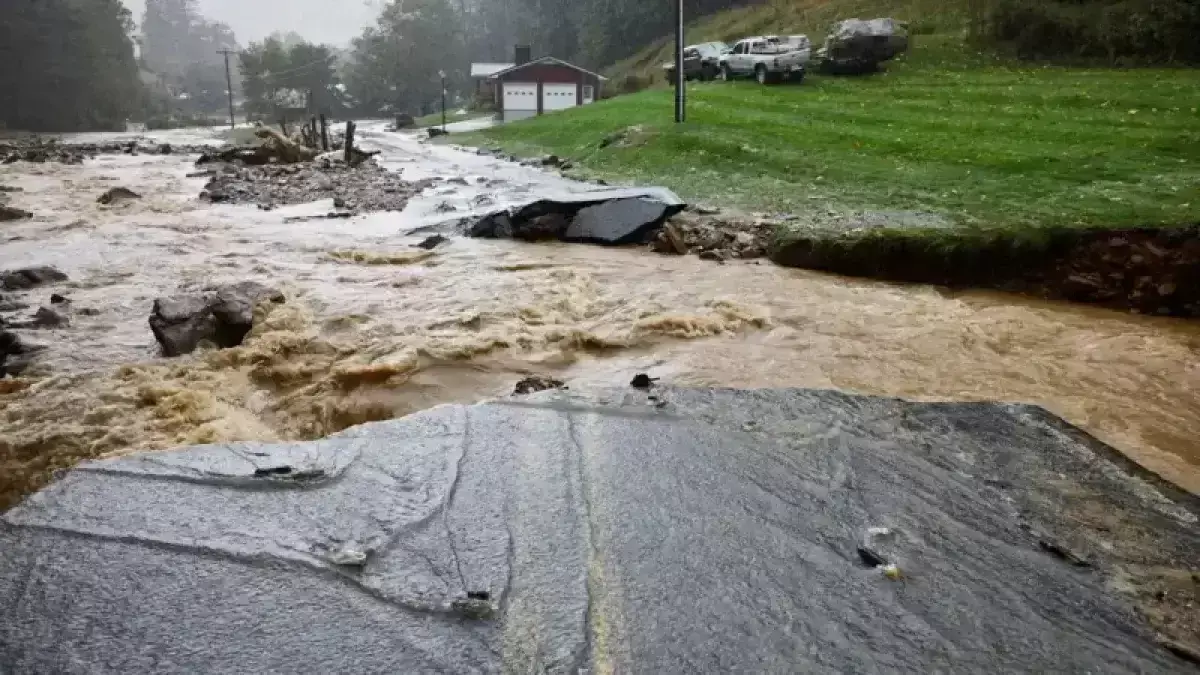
[719,35,812,84]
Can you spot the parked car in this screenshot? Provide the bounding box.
[662,42,728,82]
[816,18,909,74]
[719,35,811,84]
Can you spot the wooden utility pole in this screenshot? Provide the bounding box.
[218,49,238,129]
[674,0,685,123]
[320,114,330,151]
[344,120,356,164]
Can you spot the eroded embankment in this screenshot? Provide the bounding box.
[770,223,1200,317]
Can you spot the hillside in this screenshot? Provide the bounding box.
[604,0,966,85]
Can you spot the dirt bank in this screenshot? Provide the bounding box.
[770,222,1200,318]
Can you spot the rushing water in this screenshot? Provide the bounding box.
[2,123,1198,498]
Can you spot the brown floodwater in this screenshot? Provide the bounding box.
[2,123,1198,501]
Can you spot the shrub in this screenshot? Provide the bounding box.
[972,0,1200,64]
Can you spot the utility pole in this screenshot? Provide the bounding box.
[674,0,685,123]
[218,48,237,129]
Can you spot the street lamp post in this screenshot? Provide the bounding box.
[674,0,685,123]
[438,70,447,133]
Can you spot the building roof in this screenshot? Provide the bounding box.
[486,56,609,81]
[470,62,515,78]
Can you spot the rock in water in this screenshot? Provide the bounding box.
[149,282,284,357]
[208,282,284,348]
[0,330,44,377]
[0,266,68,291]
[415,234,449,250]
[31,306,68,328]
[0,205,32,222]
[148,295,217,357]
[97,187,141,205]
[513,375,566,395]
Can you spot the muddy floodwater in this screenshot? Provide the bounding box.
[2,122,1198,500]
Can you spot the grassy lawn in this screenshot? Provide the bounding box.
[458,39,1200,237]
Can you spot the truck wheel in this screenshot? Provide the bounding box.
[755,65,769,85]
[720,64,733,81]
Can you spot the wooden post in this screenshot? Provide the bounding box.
[320,114,329,151]
[309,116,317,148]
[344,120,356,164]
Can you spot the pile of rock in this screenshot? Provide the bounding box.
[1036,227,1200,316]
[0,140,210,164]
[650,209,775,261]
[200,162,433,213]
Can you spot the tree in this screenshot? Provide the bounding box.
[344,0,466,116]
[239,38,344,122]
[141,0,239,115]
[0,0,142,131]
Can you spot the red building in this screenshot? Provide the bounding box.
[485,50,606,122]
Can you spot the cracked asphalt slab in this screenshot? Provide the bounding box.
[2,387,1197,673]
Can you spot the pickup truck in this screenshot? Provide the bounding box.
[719,35,811,84]
[662,42,728,82]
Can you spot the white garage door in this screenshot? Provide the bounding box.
[542,83,577,112]
[502,82,537,121]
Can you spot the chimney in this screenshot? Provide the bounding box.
[514,45,532,66]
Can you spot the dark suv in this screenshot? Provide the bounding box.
[663,42,729,82]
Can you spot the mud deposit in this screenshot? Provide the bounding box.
[2,123,1200,514]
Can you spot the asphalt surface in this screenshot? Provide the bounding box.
[2,387,1198,673]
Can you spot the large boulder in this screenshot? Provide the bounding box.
[0,330,44,377]
[1,388,1196,672]
[0,266,67,291]
[149,282,284,357]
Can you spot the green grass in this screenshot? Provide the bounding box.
[413,110,492,128]
[459,37,1200,236]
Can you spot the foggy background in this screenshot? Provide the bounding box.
[121,0,381,45]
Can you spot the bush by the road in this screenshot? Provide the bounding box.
[974,0,1200,64]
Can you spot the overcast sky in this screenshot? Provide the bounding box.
[122,0,382,46]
